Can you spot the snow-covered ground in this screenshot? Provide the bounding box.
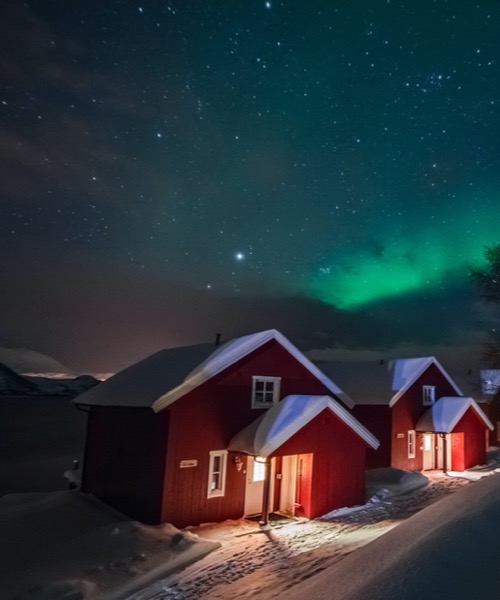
[130,453,500,600]
[0,491,219,599]
[3,390,500,600]
[2,464,499,600]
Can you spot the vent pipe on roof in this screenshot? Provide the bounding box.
[215,333,222,347]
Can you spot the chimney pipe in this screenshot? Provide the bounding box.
[215,333,222,347]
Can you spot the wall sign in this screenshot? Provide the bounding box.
[179,459,198,468]
[396,433,405,439]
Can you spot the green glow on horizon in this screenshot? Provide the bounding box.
[308,201,499,309]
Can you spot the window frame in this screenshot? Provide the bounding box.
[408,430,416,459]
[422,385,436,406]
[251,376,281,409]
[207,450,228,499]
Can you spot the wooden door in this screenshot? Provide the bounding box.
[422,434,434,470]
[451,433,465,471]
[244,457,265,516]
[294,453,313,518]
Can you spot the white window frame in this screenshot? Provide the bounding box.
[251,376,281,408]
[207,450,228,499]
[408,430,416,459]
[422,385,435,406]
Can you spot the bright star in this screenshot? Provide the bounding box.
[235,252,245,261]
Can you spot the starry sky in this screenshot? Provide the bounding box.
[1,1,499,372]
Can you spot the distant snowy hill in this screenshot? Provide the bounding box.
[0,363,40,395]
[0,362,100,397]
[0,347,70,374]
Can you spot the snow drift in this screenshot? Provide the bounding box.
[279,472,500,600]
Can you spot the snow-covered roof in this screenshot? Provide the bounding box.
[480,369,500,396]
[75,329,353,410]
[153,329,353,411]
[388,357,462,407]
[416,396,493,433]
[227,394,379,457]
[74,344,217,408]
[315,356,462,407]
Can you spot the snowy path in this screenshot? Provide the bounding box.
[132,473,469,600]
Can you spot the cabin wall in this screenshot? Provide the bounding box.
[270,409,367,519]
[453,410,488,470]
[351,405,391,468]
[82,406,167,524]
[485,395,500,446]
[391,364,458,470]
[161,339,341,527]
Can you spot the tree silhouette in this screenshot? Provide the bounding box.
[469,244,500,367]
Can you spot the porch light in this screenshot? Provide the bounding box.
[255,455,267,463]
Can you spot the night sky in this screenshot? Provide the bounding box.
[1,1,499,372]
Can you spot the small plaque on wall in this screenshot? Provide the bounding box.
[396,433,405,439]
[179,459,198,468]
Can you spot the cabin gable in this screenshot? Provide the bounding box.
[390,363,459,470]
[160,339,342,526]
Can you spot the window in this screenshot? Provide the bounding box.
[252,457,266,482]
[252,376,281,408]
[408,430,416,459]
[422,385,435,406]
[496,422,500,442]
[207,450,227,498]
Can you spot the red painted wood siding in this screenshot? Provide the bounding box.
[391,363,458,470]
[82,407,167,524]
[452,409,487,469]
[294,454,313,518]
[352,405,391,468]
[161,339,347,527]
[485,395,500,446]
[269,409,368,519]
[451,433,465,471]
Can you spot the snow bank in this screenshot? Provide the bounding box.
[279,472,500,600]
[0,491,219,599]
[366,467,428,500]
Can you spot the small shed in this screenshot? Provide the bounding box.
[229,395,379,519]
[416,397,493,471]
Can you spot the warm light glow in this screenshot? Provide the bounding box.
[255,455,267,463]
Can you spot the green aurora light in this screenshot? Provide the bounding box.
[308,203,499,309]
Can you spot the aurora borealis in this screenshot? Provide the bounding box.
[0,1,499,371]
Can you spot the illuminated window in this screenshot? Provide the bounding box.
[252,376,281,408]
[422,385,435,406]
[207,450,227,498]
[424,434,432,452]
[496,422,500,442]
[408,430,416,459]
[252,458,266,482]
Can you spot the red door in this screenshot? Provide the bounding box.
[451,433,465,471]
[294,453,313,518]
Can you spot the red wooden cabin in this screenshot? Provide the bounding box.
[318,357,492,472]
[75,330,378,528]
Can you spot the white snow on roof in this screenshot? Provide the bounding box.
[228,394,379,457]
[153,329,353,411]
[75,330,352,410]
[316,356,462,407]
[74,344,216,407]
[388,357,462,407]
[481,369,500,395]
[416,396,493,433]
